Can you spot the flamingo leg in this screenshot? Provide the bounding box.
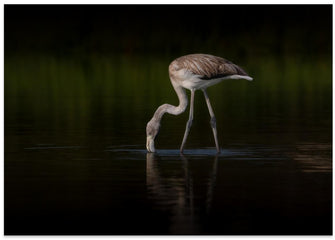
[202,89,220,153]
[180,89,195,153]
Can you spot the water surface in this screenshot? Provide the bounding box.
[5,141,332,234]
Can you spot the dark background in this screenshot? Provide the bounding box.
[5,5,332,57]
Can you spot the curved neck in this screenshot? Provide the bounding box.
[152,82,188,122]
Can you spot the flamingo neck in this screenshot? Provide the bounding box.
[152,82,188,123]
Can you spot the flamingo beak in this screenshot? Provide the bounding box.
[146,136,156,152]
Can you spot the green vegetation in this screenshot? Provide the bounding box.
[5,52,331,146]
[5,52,331,117]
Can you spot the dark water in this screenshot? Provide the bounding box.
[4,5,332,235]
[4,141,332,235]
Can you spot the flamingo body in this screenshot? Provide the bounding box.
[169,54,252,90]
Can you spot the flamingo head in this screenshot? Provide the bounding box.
[146,119,160,152]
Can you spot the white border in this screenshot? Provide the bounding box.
[1,3,4,238]
[5,1,331,3]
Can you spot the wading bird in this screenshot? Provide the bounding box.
[146,54,253,153]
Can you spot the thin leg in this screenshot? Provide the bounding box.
[202,89,220,153]
[180,89,195,153]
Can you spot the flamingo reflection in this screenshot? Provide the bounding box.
[146,153,218,234]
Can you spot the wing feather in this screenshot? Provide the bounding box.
[175,54,248,80]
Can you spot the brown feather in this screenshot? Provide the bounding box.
[173,54,248,80]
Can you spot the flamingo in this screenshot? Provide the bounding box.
[146,53,253,153]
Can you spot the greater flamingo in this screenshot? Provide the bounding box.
[146,53,253,153]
